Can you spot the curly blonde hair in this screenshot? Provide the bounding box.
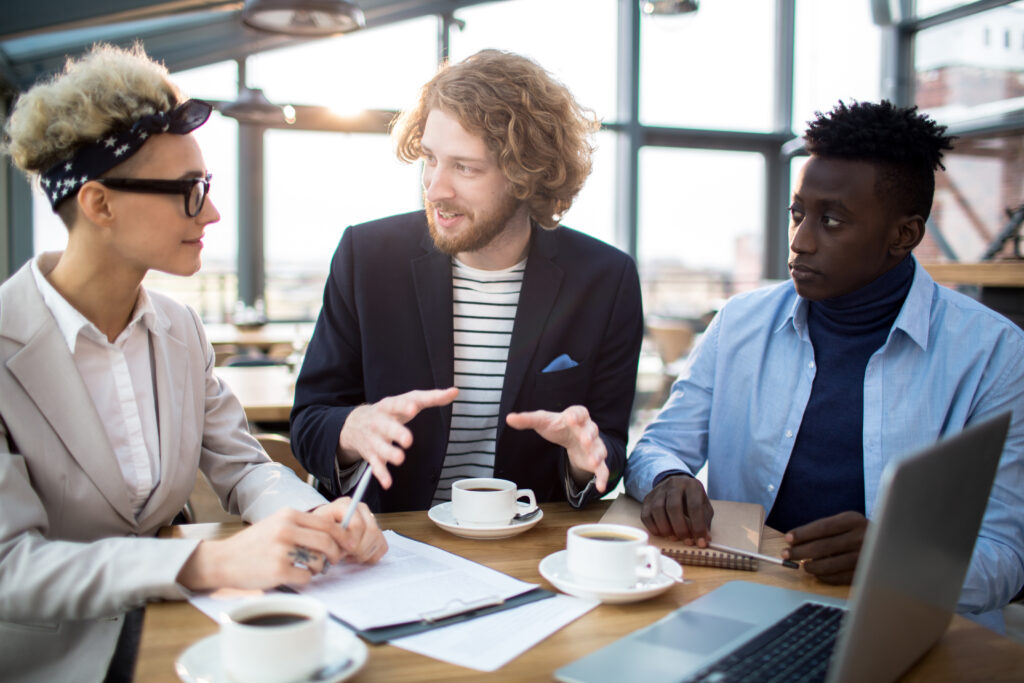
[392,50,598,229]
[3,42,181,177]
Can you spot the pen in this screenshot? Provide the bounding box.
[708,542,800,569]
[340,465,373,529]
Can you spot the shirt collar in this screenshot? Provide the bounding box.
[31,252,158,352]
[777,255,934,349]
[889,255,933,350]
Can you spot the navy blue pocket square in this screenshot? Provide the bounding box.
[542,353,579,373]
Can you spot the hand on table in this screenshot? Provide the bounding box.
[506,405,609,492]
[339,387,459,489]
[177,505,382,592]
[782,511,868,584]
[640,474,714,547]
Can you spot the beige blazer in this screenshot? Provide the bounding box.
[0,255,325,682]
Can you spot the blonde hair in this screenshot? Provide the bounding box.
[392,50,598,229]
[3,42,181,177]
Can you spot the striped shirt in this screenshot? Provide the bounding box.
[432,257,526,504]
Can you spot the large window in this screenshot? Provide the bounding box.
[248,17,437,112]
[638,148,766,319]
[263,130,423,319]
[449,0,618,123]
[914,2,1024,263]
[793,0,881,131]
[640,0,775,132]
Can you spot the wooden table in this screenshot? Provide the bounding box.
[137,502,1024,682]
[214,365,295,423]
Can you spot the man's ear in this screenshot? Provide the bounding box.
[76,181,116,226]
[890,215,925,258]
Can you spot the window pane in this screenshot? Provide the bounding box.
[449,0,618,122]
[640,1,774,131]
[922,133,1024,263]
[793,1,882,131]
[248,18,437,111]
[915,2,1024,126]
[143,112,239,319]
[172,60,239,102]
[560,130,617,249]
[638,148,765,319]
[914,0,977,19]
[263,130,422,320]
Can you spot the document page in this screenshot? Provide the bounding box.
[393,593,598,671]
[294,530,537,630]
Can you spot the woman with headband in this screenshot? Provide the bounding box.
[0,44,387,682]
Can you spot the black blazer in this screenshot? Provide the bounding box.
[291,211,643,513]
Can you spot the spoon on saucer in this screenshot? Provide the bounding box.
[309,656,352,681]
[513,508,541,522]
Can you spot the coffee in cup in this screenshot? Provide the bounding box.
[450,478,537,527]
[566,523,661,589]
[221,595,329,683]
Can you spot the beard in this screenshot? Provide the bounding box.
[425,189,523,256]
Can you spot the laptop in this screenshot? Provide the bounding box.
[556,411,1011,683]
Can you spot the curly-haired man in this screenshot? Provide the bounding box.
[292,50,643,514]
[625,100,1024,632]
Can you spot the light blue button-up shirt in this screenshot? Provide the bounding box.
[626,259,1024,631]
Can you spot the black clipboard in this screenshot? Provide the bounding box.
[341,587,555,644]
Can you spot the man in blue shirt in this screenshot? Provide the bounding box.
[625,101,1024,631]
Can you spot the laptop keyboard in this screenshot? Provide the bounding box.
[685,602,846,683]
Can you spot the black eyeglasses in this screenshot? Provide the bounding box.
[96,173,212,217]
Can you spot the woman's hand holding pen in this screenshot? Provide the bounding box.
[176,500,386,592]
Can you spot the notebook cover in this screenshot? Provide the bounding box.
[599,495,765,571]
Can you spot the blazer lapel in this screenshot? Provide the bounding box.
[498,225,563,442]
[137,315,189,523]
[412,233,455,435]
[7,326,136,526]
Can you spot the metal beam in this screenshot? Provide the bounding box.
[0,1,239,41]
[765,0,796,280]
[614,0,640,259]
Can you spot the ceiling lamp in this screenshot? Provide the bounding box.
[219,87,295,126]
[641,0,699,14]
[242,0,365,36]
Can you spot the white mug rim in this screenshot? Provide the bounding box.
[451,477,517,492]
[225,595,326,631]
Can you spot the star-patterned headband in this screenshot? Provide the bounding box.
[40,99,213,212]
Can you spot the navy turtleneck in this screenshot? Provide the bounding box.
[766,256,915,533]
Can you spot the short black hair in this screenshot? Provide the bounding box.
[803,100,954,220]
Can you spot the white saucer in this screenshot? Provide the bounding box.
[427,501,544,539]
[538,550,683,604]
[175,631,367,683]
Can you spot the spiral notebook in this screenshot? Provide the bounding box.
[599,495,765,571]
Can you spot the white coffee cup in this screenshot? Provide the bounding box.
[566,523,662,589]
[221,594,329,683]
[450,478,538,527]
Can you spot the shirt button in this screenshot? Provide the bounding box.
[767,484,776,492]
[785,429,793,438]
[808,361,815,369]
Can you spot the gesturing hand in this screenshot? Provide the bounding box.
[506,405,609,492]
[338,387,459,489]
[782,511,868,584]
[640,474,714,546]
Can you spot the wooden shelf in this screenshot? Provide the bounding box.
[922,261,1024,288]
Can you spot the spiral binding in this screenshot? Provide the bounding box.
[659,547,758,571]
